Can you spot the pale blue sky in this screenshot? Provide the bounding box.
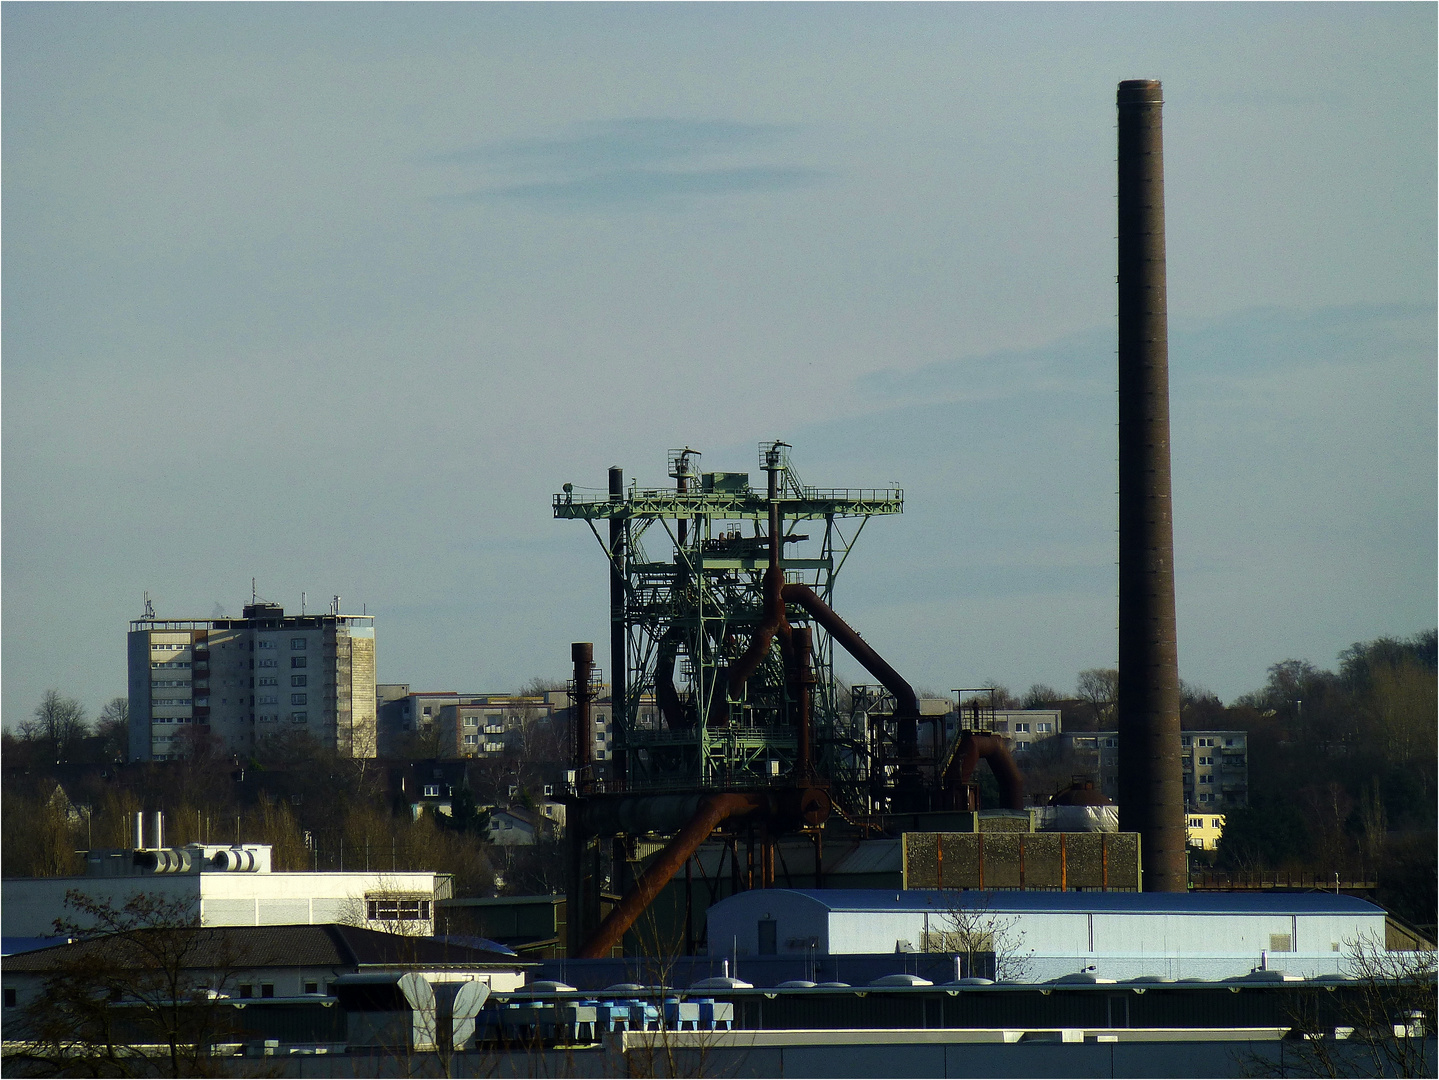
[4,3,1434,723]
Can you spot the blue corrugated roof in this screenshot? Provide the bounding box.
[770,890,1384,916]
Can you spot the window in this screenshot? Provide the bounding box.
[1199,774,1213,784]
[464,716,478,727]
[1036,722,1052,733]
[292,675,307,687]
[1188,818,1202,828]
[291,638,307,650]
[258,695,278,705]
[423,784,441,798]
[1015,723,1030,733]
[304,981,319,995]
[238,984,253,999]
[258,659,277,668]
[258,677,277,686]
[291,657,307,669]
[4,988,16,1009]
[261,984,275,999]
[464,734,479,745]
[291,694,307,705]
[291,712,307,723]
[258,640,276,649]
[1181,736,1191,747]
[366,898,431,922]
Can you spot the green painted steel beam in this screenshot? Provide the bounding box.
[553,489,902,520]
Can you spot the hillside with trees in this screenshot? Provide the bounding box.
[4,632,1433,932]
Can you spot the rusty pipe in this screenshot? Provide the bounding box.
[791,625,815,780]
[944,732,1026,812]
[725,466,793,709]
[577,792,763,959]
[655,628,691,731]
[781,583,919,732]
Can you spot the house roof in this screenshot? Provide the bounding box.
[1,924,532,974]
[493,807,544,827]
[723,889,1385,918]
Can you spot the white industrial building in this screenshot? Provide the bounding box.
[705,890,1388,982]
[3,823,440,943]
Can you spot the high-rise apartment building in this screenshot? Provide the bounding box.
[1062,729,1249,811]
[128,602,376,761]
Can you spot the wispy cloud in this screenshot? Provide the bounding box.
[432,117,827,210]
[856,326,1114,403]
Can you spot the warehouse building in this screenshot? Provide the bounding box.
[3,818,440,943]
[705,890,1387,982]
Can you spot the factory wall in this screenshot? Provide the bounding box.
[706,890,1386,981]
[3,870,438,938]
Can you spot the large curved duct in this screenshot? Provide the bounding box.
[942,732,1026,812]
[721,466,794,723]
[780,583,920,758]
[578,792,763,959]
[655,628,692,731]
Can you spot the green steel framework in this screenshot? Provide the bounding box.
[554,444,902,809]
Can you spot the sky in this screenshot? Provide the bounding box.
[4,3,1435,726]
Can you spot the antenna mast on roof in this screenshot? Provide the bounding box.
[143,592,156,620]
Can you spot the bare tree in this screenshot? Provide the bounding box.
[5,890,246,1078]
[1076,669,1118,727]
[924,892,1033,981]
[1021,684,1062,709]
[1241,933,1436,1079]
[21,689,90,760]
[96,697,130,762]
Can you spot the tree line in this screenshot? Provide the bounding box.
[1006,631,1436,931]
[4,632,1433,927]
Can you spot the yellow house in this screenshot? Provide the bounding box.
[1186,813,1225,851]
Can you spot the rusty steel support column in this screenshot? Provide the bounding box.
[607,467,627,788]
[1116,78,1187,892]
[792,625,815,780]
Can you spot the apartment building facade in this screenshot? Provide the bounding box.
[1068,729,1249,811]
[377,686,630,765]
[128,602,376,761]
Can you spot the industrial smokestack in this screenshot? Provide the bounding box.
[1115,79,1187,892]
